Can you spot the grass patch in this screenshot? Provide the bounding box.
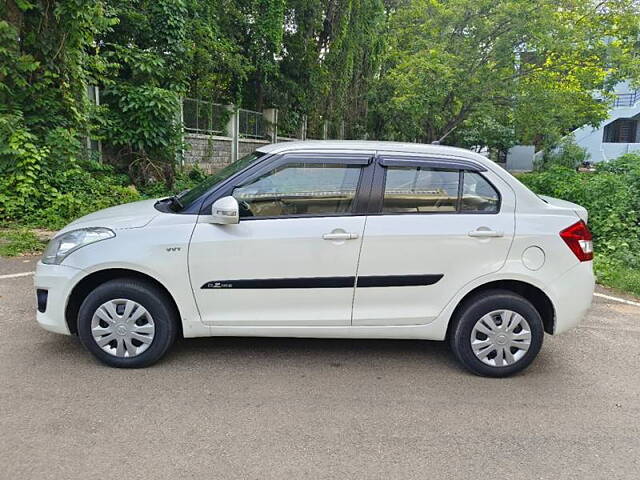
[595,257,640,298]
[0,228,47,257]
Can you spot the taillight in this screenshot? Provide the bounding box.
[560,220,593,262]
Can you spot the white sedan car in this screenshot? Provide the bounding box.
[35,141,594,376]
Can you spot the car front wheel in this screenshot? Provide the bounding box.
[449,290,544,377]
[77,278,178,368]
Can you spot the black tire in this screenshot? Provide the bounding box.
[449,289,544,377]
[77,278,178,368]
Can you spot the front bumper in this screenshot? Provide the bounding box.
[545,261,595,334]
[34,261,84,335]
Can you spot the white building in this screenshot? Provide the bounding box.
[574,81,640,163]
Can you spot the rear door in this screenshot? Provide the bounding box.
[352,154,515,326]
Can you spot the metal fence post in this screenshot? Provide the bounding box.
[301,115,307,141]
[178,97,185,167]
[226,105,239,163]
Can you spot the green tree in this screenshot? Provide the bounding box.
[370,0,640,149]
[0,0,117,222]
[183,0,249,102]
[269,0,386,138]
[216,0,286,110]
[97,0,191,187]
[536,136,590,170]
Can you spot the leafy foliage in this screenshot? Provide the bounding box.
[2,0,640,280]
[536,136,590,171]
[0,117,141,230]
[138,165,208,198]
[519,156,640,295]
[369,0,640,152]
[97,0,190,187]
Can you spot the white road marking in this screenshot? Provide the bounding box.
[594,292,640,307]
[0,271,35,280]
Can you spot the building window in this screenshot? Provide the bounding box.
[603,118,639,143]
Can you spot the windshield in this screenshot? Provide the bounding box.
[175,151,265,210]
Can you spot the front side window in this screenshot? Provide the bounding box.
[232,162,361,218]
[382,167,459,213]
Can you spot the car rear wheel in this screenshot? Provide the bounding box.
[449,290,544,377]
[77,279,177,368]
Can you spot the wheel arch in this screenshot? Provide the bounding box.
[65,268,183,337]
[446,279,555,338]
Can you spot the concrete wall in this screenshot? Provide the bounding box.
[506,145,535,171]
[184,134,270,173]
[600,142,640,160]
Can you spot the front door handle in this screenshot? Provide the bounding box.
[468,228,504,238]
[322,232,359,241]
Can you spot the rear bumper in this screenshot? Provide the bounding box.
[33,261,84,335]
[545,261,595,334]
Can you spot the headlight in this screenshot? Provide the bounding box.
[42,227,115,265]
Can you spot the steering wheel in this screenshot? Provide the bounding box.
[238,200,254,217]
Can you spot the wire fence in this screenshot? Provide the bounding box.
[182,99,353,142]
[238,108,266,139]
[183,98,227,135]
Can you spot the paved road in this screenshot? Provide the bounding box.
[1,256,639,479]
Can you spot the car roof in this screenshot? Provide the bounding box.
[255,140,492,166]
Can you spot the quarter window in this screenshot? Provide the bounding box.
[382,167,460,213]
[232,162,361,218]
[461,172,499,213]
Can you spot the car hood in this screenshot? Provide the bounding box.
[58,198,162,235]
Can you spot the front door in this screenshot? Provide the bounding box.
[189,152,373,326]
[353,155,516,326]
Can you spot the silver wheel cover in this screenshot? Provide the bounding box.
[470,309,532,367]
[91,299,155,358]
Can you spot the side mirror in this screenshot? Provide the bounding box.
[210,196,239,225]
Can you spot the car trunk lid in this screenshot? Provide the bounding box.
[538,195,588,223]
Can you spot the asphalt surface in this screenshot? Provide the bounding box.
[0,255,639,480]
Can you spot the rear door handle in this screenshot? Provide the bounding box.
[468,228,504,238]
[322,232,359,241]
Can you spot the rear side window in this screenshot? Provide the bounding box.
[232,162,361,218]
[382,167,459,213]
[381,166,499,214]
[461,172,500,213]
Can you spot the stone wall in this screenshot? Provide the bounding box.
[183,134,271,173]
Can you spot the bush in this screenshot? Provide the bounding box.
[519,160,640,295]
[138,165,207,198]
[519,166,640,253]
[0,115,210,232]
[596,153,640,209]
[535,136,590,171]
[0,116,142,229]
